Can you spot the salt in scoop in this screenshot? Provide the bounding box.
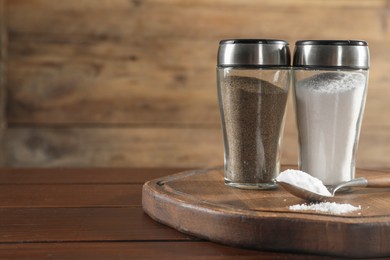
[276,169,390,201]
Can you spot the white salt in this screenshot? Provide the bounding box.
[294,72,367,185]
[289,202,361,215]
[277,169,331,197]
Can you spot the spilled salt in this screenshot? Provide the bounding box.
[289,202,361,215]
[277,169,362,215]
[276,169,332,197]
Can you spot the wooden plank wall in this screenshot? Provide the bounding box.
[0,0,6,165]
[2,0,390,168]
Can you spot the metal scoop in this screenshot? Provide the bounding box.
[276,175,390,201]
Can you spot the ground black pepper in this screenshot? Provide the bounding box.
[220,75,288,185]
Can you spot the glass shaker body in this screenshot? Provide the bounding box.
[292,40,369,185]
[217,39,291,189]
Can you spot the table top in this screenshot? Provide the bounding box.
[0,167,387,259]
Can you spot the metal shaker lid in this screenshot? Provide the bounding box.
[293,40,369,69]
[217,39,291,67]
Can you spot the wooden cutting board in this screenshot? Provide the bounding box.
[142,166,390,258]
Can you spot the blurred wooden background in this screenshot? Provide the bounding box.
[0,0,389,168]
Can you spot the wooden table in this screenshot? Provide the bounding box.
[0,167,386,259]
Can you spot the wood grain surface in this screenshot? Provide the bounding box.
[3,0,390,167]
[5,127,223,167]
[0,167,351,259]
[0,242,338,260]
[0,167,190,183]
[143,167,390,258]
[0,0,6,127]
[4,126,390,169]
[0,0,6,166]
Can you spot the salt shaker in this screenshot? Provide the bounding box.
[217,39,290,189]
[293,40,369,185]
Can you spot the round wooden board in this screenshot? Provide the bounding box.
[142,166,390,258]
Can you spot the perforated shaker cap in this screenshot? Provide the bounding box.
[217,39,291,67]
[293,40,369,69]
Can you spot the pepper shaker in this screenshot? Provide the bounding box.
[217,39,291,189]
